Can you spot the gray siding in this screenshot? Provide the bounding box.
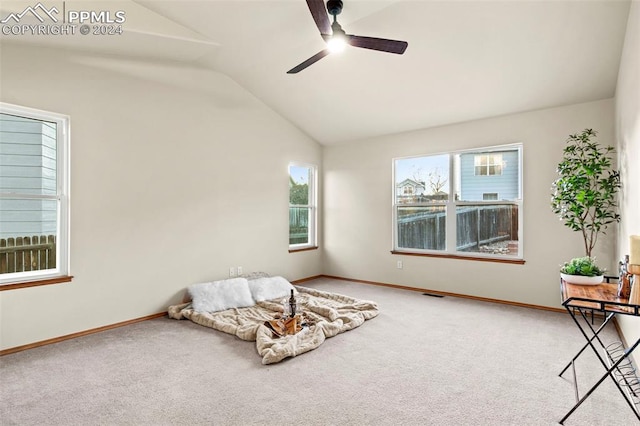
[459,150,519,201]
[0,114,57,238]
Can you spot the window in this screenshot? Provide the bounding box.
[474,153,503,176]
[0,103,70,285]
[289,163,317,250]
[393,144,522,260]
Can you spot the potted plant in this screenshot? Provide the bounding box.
[551,128,621,285]
[560,257,606,285]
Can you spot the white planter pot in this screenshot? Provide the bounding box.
[560,273,604,285]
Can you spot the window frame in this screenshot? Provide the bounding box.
[288,162,317,251]
[0,102,70,286]
[392,144,523,262]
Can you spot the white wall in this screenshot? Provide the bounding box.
[0,43,322,350]
[2,8,637,353]
[323,99,616,308]
[615,1,640,360]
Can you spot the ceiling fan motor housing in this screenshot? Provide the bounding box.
[327,0,343,16]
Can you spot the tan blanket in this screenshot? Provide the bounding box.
[167,286,379,364]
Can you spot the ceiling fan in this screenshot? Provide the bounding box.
[287,0,408,74]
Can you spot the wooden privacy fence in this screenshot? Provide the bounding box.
[289,207,309,244]
[456,205,518,251]
[398,211,446,250]
[397,205,518,251]
[0,235,56,274]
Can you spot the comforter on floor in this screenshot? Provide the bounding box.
[167,286,379,364]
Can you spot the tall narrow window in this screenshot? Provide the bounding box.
[289,163,317,250]
[393,144,522,260]
[0,103,70,285]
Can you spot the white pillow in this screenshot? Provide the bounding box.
[248,276,297,302]
[188,278,255,313]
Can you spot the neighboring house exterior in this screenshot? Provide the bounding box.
[396,178,425,203]
[0,114,57,239]
[459,149,520,201]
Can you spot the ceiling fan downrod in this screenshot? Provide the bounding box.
[327,0,345,37]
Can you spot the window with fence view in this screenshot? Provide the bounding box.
[289,163,316,249]
[0,104,69,284]
[393,144,522,259]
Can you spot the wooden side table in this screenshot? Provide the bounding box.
[559,279,640,424]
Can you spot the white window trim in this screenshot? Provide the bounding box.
[0,102,70,285]
[288,162,317,250]
[392,144,523,261]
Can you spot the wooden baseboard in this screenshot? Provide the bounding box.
[1,273,568,356]
[291,275,323,284]
[0,312,166,356]
[2,275,323,356]
[319,274,566,313]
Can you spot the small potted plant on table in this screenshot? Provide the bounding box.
[551,129,621,285]
[560,257,606,285]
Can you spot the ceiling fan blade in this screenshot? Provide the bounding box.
[287,49,331,74]
[306,0,331,35]
[347,35,408,54]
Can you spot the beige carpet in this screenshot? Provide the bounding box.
[1,277,638,425]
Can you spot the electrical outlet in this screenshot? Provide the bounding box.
[237,266,243,276]
[229,267,236,277]
[397,260,403,269]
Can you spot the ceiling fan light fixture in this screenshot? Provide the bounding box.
[327,35,346,53]
[327,16,348,53]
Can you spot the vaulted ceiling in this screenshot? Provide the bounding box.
[0,0,631,145]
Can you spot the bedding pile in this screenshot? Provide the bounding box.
[167,276,379,364]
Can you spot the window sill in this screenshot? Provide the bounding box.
[289,246,319,253]
[0,275,74,291]
[391,251,525,265]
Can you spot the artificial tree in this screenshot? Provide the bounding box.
[551,128,621,271]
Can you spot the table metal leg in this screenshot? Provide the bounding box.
[559,307,640,424]
[559,311,615,378]
[559,337,640,424]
